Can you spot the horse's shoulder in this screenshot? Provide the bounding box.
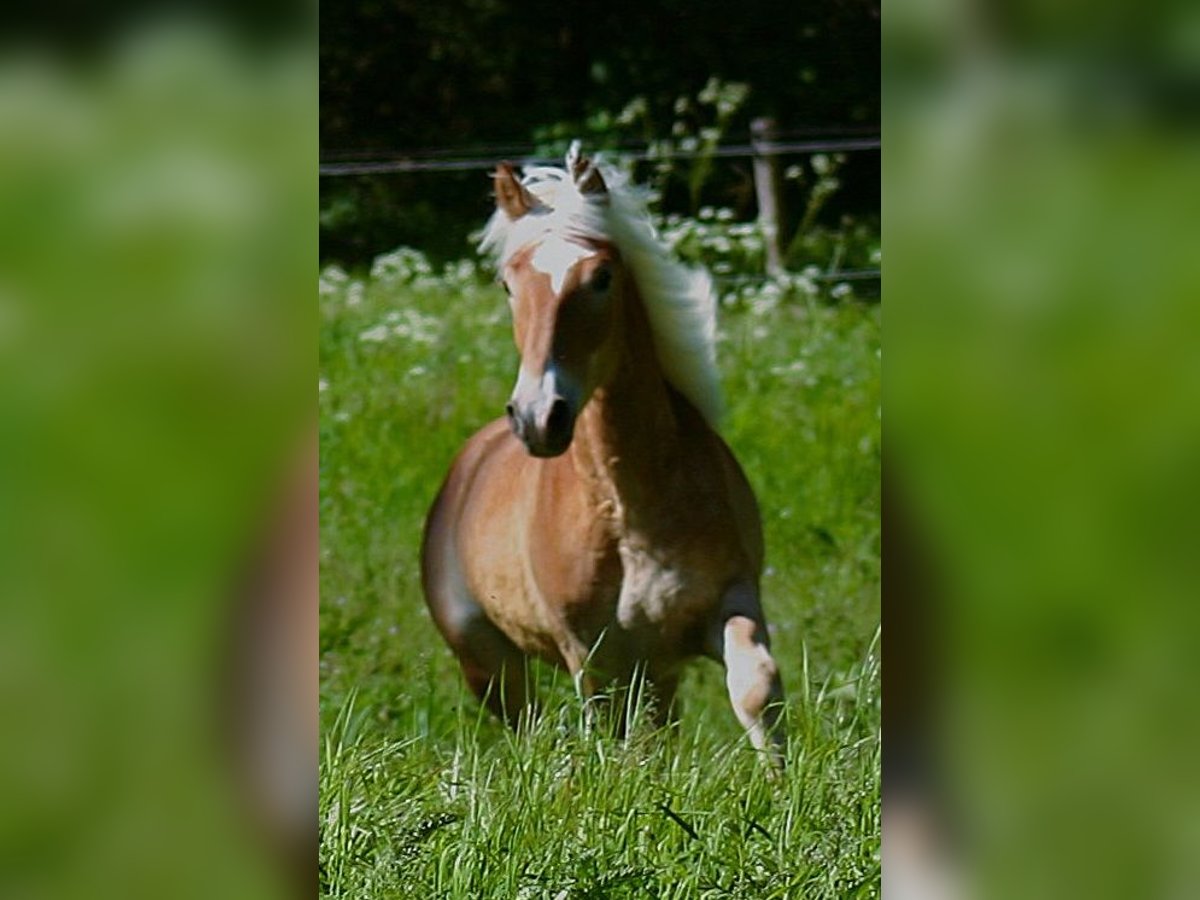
[462,416,514,455]
[445,418,517,476]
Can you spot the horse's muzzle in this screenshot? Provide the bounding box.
[506,396,575,458]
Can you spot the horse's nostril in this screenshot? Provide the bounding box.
[546,399,571,437]
[505,403,524,440]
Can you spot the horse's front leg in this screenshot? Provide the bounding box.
[711,582,786,769]
[561,634,677,735]
[423,549,537,728]
[560,634,608,731]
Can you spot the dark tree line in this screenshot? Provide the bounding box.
[320,0,880,264]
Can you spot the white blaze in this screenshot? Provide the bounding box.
[530,236,593,294]
[512,363,577,410]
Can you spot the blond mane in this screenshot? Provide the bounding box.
[478,157,723,425]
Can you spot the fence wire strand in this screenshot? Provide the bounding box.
[319,137,880,177]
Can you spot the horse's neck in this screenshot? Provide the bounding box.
[571,288,693,527]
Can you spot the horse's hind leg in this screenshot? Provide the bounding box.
[710,582,786,768]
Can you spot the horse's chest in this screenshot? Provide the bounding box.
[614,542,712,628]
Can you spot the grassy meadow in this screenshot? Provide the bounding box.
[319,249,881,898]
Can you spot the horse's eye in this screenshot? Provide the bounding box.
[501,280,511,296]
[590,266,612,292]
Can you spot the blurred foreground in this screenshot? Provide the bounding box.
[0,18,313,899]
[887,0,1200,897]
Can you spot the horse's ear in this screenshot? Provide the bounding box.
[493,163,535,219]
[566,139,607,197]
[577,163,607,197]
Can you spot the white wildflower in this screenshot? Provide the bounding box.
[358,324,389,343]
[769,360,809,377]
[370,247,433,284]
[359,308,442,346]
[320,264,348,286]
[750,290,779,317]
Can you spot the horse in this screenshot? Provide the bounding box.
[421,142,785,764]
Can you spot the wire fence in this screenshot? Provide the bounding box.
[318,136,880,177]
[319,126,880,162]
[321,134,881,292]
[714,268,880,284]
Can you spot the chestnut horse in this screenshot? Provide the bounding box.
[421,143,785,763]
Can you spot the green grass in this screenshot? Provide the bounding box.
[319,260,880,898]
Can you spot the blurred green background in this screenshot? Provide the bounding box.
[0,18,312,900]
[886,0,1200,896]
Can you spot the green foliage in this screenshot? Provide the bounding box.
[543,106,882,296]
[319,243,880,898]
[321,0,879,158]
[534,77,752,215]
[780,153,882,275]
[320,172,486,265]
[657,205,879,300]
[319,0,880,265]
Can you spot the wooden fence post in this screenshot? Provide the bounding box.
[751,117,784,276]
